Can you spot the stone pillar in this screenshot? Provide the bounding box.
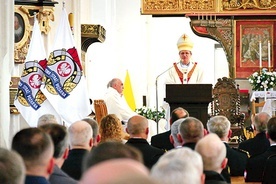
[0,0,14,148]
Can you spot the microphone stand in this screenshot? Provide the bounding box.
[155,62,179,134]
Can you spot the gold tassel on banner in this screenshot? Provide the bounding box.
[68,13,74,35]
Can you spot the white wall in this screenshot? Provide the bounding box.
[86,0,228,110]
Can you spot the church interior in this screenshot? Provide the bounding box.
[1,0,275,146]
[1,0,276,183]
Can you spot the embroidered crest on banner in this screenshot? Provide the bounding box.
[15,60,47,110]
[42,47,82,99]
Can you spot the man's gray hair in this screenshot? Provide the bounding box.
[37,114,58,127]
[254,112,271,132]
[170,118,185,147]
[82,117,99,139]
[207,115,231,138]
[151,147,203,184]
[107,78,118,88]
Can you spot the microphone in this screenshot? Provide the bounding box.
[155,62,179,134]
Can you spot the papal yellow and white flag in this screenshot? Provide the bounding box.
[40,6,91,126]
[14,16,61,127]
[123,70,136,111]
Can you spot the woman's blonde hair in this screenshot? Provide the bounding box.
[99,114,123,143]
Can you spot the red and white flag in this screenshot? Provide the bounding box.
[14,16,61,127]
[40,7,91,125]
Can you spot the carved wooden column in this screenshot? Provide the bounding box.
[81,24,106,74]
[189,17,235,78]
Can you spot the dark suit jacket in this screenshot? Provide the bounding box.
[224,143,249,176]
[245,145,276,182]
[151,130,174,151]
[50,165,78,184]
[204,170,228,184]
[25,175,50,184]
[61,149,89,180]
[183,142,196,150]
[126,138,165,169]
[238,132,270,157]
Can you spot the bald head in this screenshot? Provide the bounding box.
[127,115,148,138]
[178,117,204,144]
[195,133,227,173]
[68,120,93,150]
[80,159,150,184]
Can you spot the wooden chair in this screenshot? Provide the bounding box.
[231,176,245,184]
[211,77,246,143]
[93,99,108,125]
[93,99,130,140]
[251,100,265,116]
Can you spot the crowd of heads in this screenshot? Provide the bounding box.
[3,107,276,184]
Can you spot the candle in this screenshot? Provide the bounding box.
[259,41,262,68]
[268,40,271,68]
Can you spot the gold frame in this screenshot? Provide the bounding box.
[10,77,20,114]
[14,6,32,64]
[14,5,55,64]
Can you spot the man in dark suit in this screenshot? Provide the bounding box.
[239,112,270,156]
[195,133,228,184]
[12,128,55,184]
[207,115,249,182]
[177,117,204,150]
[245,116,276,182]
[151,107,189,151]
[39,123,78,184]
[126,115,165,169]
[61,120,93,180]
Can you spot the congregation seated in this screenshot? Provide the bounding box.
[195,133,228,184]
[150,147,205,184]
[61,120,93,180]
[99,114,129,143]
[245,116,276,182]
[0,147,25,184]
[207,115,249,182]
[11,127,54,184]
[238,112,270,157]
[151,107,189,151]
[39,123,77,184]
[82,141,143,172]
[125,115,165,169]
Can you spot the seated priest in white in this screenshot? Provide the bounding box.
[104,78,166,142]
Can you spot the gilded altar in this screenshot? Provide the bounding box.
[141,0,276,78]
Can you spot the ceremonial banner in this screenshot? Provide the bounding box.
[123,70,136,111]
[14,17,61,127]
[40,7,90,125]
